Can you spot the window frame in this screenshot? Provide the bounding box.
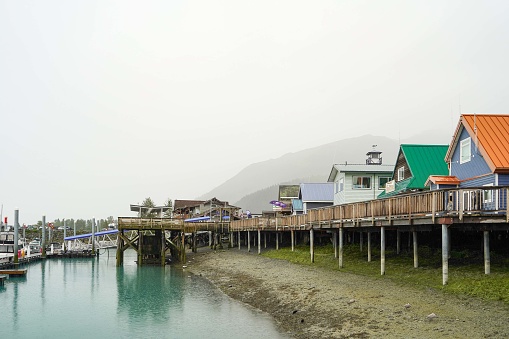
[460,137,471,164]
[378,176,391,189]
[397,166,405,181]
[352,176,371,190]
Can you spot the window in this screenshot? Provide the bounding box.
[352,176,371,189]
[483,184,494,205]
[339,178,344,192]
[397,166,405,181]
[378,177,391,189]
[460,137,471,164]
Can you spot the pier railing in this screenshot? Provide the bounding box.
[230,187,509,231]
[118,216,231,233]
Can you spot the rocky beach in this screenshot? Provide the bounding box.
[186,249,509,338]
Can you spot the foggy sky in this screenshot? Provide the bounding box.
[1,0,509,224]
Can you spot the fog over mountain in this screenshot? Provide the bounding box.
[198,131,452,213]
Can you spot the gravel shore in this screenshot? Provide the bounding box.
[185,248,509,338]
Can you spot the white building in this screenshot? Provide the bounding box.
[327,151,393,205]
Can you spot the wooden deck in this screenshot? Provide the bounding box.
[116,187,509,284]
[116,217,231,266]
[0,269,27,277]
[118,217,230,233]
[228,187,509,286]
[229,187,509,231]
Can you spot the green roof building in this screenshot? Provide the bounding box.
[378,144,449,198]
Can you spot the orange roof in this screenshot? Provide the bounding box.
[446,114,509,173]
[425,175,460,186]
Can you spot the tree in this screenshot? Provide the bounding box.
[141,197,157,218]
[163,198,173,218]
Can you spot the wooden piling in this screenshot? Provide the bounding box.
[258,229,261,255]
[161,229,166,266]
[338,227,343,269]
[333,229,337,258]
[484,230,490,275]
[380,226,385,275]
[396,229,400,255]
[442,224,449,285]
[367,231,371,262]
[310,228,314,263]
[138,231,143,266]
[413,230,418,268]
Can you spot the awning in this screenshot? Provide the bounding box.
[64,229,118,241]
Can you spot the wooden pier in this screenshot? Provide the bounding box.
[229,187,509,285]
[116,217,230,266]
[116,187,509,285]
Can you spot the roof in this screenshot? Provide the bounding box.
[173,200,205,210]
[399,144,449,189]
[64,229,118,241]
[446,114,509,173]
[328,164,394,181]
[299,183,334,202]
[377,178,412,199]
[377,144,449,199]
[130,205,171,213]
[425,175,461,186]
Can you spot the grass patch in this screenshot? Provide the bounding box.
[262,244,509,303]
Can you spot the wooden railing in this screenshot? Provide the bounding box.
[230,187,509,231]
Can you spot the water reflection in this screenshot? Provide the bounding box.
[116,265,184,323]
[0,249,288,339]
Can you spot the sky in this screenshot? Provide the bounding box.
[1,0,509,225]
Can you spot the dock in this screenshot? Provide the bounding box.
[0,253,43,269]
[0,274,6,286]
[0,268,27,277]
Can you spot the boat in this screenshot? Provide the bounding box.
[0,231,36,264]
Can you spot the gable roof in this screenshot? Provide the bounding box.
[446,114,509,173]
[299,183,334,202]
[327,164,393,182]
[378,144,448,199]
[400,144,449,188]
[425,175,461,186]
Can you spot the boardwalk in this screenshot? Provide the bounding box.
[115,187,508,283]
[229,186,509,285]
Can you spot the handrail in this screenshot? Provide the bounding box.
[230,186,509,230]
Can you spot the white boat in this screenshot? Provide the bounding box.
[0,231,37,264]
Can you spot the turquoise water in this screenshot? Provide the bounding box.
[0,249,289,338]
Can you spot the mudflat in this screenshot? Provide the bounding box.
[186,249,509,338]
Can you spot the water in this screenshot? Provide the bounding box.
[0,249,289,338]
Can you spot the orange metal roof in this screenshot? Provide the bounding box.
[426,175,460,186]
[446,114,509,173]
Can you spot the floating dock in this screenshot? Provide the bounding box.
[0,268,27,277]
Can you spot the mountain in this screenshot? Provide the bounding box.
[198,131,452,214]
